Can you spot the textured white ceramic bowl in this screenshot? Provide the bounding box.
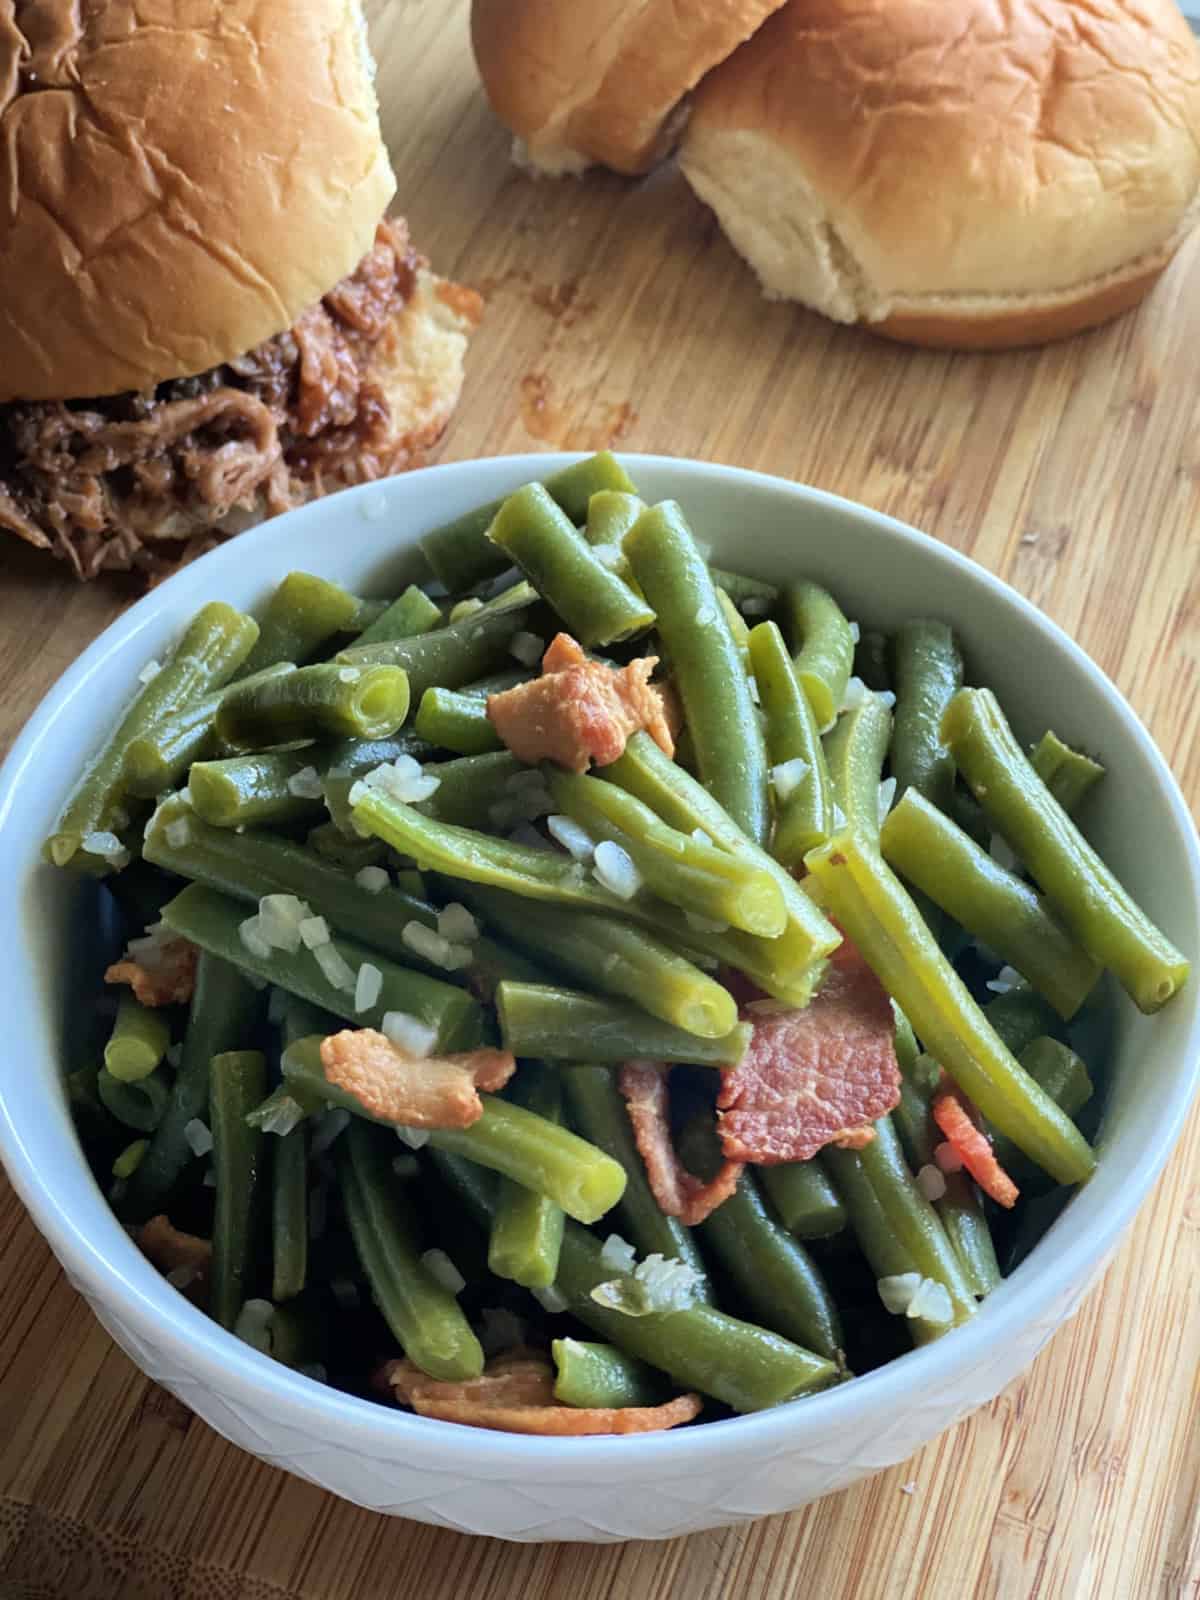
[1,455,1198,1543]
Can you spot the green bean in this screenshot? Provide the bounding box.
[496,981,750,1067]
[708,567,779,610]
[305,822,388,873]
[784,582,855,731]
[560,1065,712,1296]
[552,1339,667,1408]
[1030,731,1106,816]
[352,584,443,647]
[339,1119,484,1381]
[336,602,532,701]
[759,1162,847,1240]
[188,751,325,829]
[103,995,171,1082]
[943,688,1189,1012]
[881,789,1101,1020]
[160,883,482,1051]
[349,596,390,633]
[992,1036,1093,1184]
[982,985,1061,1055]
[209,1049,269,1329]
[890,621,962,813]
[407,750,524,827]
[112,1139,148,1180]
[122,954,261,1220]
[488,483,655,647]
[678,1117,843,1362]
[582,491,644,579]
[469,579,541,620]
[271,1119,308,1303]
[427,1095,627,1225]
[748,620,835,866]
[320,732,435,831]
[455,883,736,1038]
[237,573,362,675]
[97,1064,171,1133]
[124,664,296,798]
[47,601,259,871]
[857,629,891,693]
[804,830,1096,1186]
[419,453,638,591]
[216,662,410,747]
[487,1067,566,1289]
[548,770,787,937]
[413,687,503,755]
[823,691,892,841]
[626,501,770,844]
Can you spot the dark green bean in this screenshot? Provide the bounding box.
[487,1066,566,1289]
[188,751,325,830]
[408,751,524,827]
[759,1162,847,1240]
[124,664,296,798]
[552,1339,667,1409]
[210,1049,268,1329]
[983,985,1062,1055]
[1030,731,1105,816]
[97,1064,171,1133]
[352,584,443,647]
[890,621,962,813]
[496,981,750,1066]
[216,662,410,747]
[991,1036,1093,1184]
[784,582,855,731]
[708,567,779,610]
[748,620,834,866]
[271,1118,308,1303]
[336,603,532,702]
[237,573,362,675]
[823,691,892,842]
[413,687,503,755]
[856,629,891,693]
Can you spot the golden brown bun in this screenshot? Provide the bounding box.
[0,0,396,402]
[680,0,1200,348]
[470,0,788,176]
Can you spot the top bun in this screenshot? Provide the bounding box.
[0,0,396,402]
[680,0,1200,348]
[471,0,788,176]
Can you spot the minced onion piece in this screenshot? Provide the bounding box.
[311,1108,351,1156]
[771,757,810,804]
[355,963,383,1013]
[593,839,642,900]
[905,1277,953,1324]
[748,676,761,705]
[165,1263,199,1291]
[238,915,273,960]
[287,765,324,800]
[355,865,390,894]
[916,1163,947,1201]
[546,814,596,861]
[82,831,130,868]
[877,689,897,710]
[693,602,717,627]
[381,1012,438,1057]
[600,1233,638,1273]
[337,667,361,684]
[183,1118,213,1157]
[350,756,441,807]
[591,1253,703,1316]
[848,621,861,643]
[877,1272,922,1314]
[740,595,770,616]
[256,1095,306,1137]
[313,942,357,993]
[137,657,163,685]
[164,816,191,850]
[877,776,897,826]
[257,894,310,954]
[421,1249,466,1295]
[299,915,331,949]
[510,630,545,667]
[532,1285,569,1314]
[233,1298,275,1353]
[402,920,472,971]
[985,964,1024,996]
[839,676,867,713]
[934,1140,964,1174]
[395,1125,430,1150]
[437,903,479,943]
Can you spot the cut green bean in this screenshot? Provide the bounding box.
[943,688,1189,1012]
[804,830,1096,1186]
[626,501,770,844]
[709,567,779,610]
[305,823,388,873]
[188,751,326,829]
[784,582,855,731]
[488,1067,566,1289]
[339,1119,484,1381]
[104,995,171,1083]
[749,620,835,866]
[890,621,962,813]
[881,788,1101,1020]
[408,750,524,827]
[216,662,410,747]
[857,629,891,693]
[488,483,655,647]
[496,981,750,1067]
[552,1339,667,1409]
[759,1162,847,1241]
[336,602,532,702]
[271,1118,308,1303]
[97,1065,171,1133]
[992,1036,1094,1184]
[124,664,296,798]
[237,573,362,675]
[352,584,443,647]
[210,1049,268,1329]
[413,687,503,755]
[1030,731,1105,816]
[823,691,892,842]
[983,985,1062,1055]
[582,491,644,580]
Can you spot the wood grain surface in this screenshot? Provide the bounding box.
[3,3,1200,1595]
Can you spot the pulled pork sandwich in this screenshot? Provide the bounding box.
[0,0,482,579]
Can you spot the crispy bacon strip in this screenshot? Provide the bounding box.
[932,1089,1020,1209]
[717,938,900,1165]
[105,936,198,1006]
[319,1029,514,1128]
[133,1215,212,1303]
[618,1061,743,1225]
[381,1352,701,1436]
[486,632,675,773]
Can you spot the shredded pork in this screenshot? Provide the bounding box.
[618,1060,744,1225]
[319,1028,515,1128]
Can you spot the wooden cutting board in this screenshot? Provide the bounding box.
[3,3,1200,1595]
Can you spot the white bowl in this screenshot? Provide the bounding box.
[1,455,1197,1543]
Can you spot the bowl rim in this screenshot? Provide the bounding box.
[2,450,1198,1471]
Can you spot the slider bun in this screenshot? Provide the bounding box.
[470,0,788,176]
[680,0,1200,348]
[0,0,396,402]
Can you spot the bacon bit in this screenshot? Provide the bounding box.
[618,1061,743,1225]
[932,1090,1020,1209]
[133,1215,212,1304]
[105,937,198,1006]
[716,937,900,1164]
[381,1351,701,1436]
[319,1029,515,1129]
[486,632,675,773]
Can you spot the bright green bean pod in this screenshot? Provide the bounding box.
[103,995,171,1083]
[122,954,262,1221]
[748,620,835,866]
[339,1119,484,1381]
[271,1120,308,1303]
[97,1064,171,1133]
[881,788,1101,1020]
[209,1049,269,1329]
[352,584,443,647]
[237,572,362,675]
[823,691,893,841]
[991,1036,1093,1184]
[496,981,751,1067]
[560,1065,712,1297]
[160,883,482,1051]
[487,1066,566,1289]
[983,985,1062,1055]
[943,688,1189,1012]
[890,621,962,813]
[413,687,503,755]
[804,830,1096,1186]
[784,582,855,731]
[678,1118,843,1362]
[759,1162,847,1240]
[488,483,655,647]
[47,601,259,871]
[124,664,296,798]
[1030,731,1106,816]
[216,662,410,747]
[582,490,644,580]
[626,500,770,845]
[336,603,532,701]
[188,751,326,830]
[552,1339,667,1408]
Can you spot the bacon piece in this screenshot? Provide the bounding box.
[105,936,198,1006]
[133,1215,212,1304]
[717,938,901,1164]
[319,1029,515,1128]
[618,1061,743,1225]
[932,1089,1020,1209]
[486,632,675,773]
[381,1351,701,1436]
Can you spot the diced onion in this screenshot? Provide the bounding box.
[740,595,770,616]
[906,1277,953,1324]
[356,757,441,805]
[693,603,717,627]
[839,676,867,713]
[403,920,472,971]
[238,916,273,961]
[165,1264,199,1290]
[299,915,331,949]
[591,543,624,570]
[510,630,545,667]
[233,1298,275,1353]
[257,894,310,953]
[916,1163,947,1201]
[600,1233,638,1273]
[877,690,897,710]
[748,676,761,704]
[593,839,642,900]
[164,817,191,850]
[877,1272,922,1314]
[82,831,130,868]
[256,1095,306,1137]
[546,814,596,861]
[354,962,383,1013]
[355,865,390,894]
[848,621,861,643]
[934,1140,964,1174]
[381,1011,438,1057]
[877,776,897,827]
[138,657,163,685]
[437,903,479,943]
[771,757,810,804]
[183,1118,213,1157]
[532,1285,568,1314]
[421,1248,466,1295]
[337,667,361,684]
[313,941,357,993]
[287,765,325,799]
